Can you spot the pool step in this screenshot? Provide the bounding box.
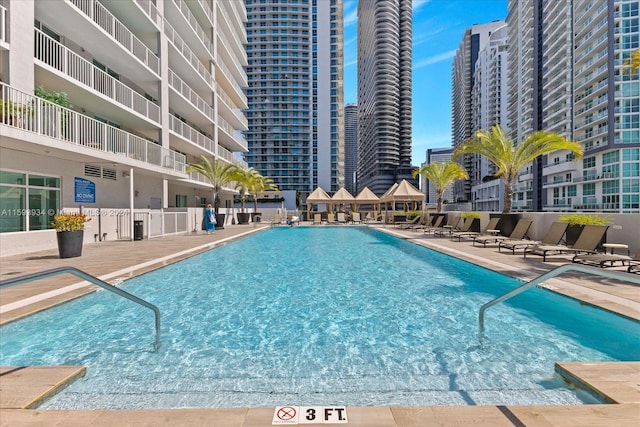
[39,370,593,409]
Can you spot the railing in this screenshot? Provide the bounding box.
[0,4,7,44]
[479,264,640,336]
[169,115,215,154]
[134,0,162,27]
[216,56,249,104]
[168,69,215,121]
[164,19,214,89]
[0,267,161,350]
[0,83,185,174]
[171,0,214,56]
[34,29,161,123]
[69,0,160,74]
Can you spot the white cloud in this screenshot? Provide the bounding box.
[413,0,431,12]
[344,59,357,68]
[413,49,457,69]
[344,1,358,27]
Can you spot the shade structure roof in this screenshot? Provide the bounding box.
[355,187,380,203]
[379,182,399,203]
[331,187,356,203]
[381,180,424,202]
[306,187,331,203]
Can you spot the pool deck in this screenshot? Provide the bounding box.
[1,223,639,426]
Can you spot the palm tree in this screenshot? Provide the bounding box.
[186,155,237,210]
[247,173,278,214]
[453,124,583,213]
[230,167,259,214]
[412,161,468,213]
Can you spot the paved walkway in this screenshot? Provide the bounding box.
[1,223,639,426]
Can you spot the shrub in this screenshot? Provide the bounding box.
[558,213,610,226]
[51,212,91,232]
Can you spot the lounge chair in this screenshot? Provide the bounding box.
[524,224,609,262]
[573,249,640,269]
[473,219,533,248]
[352,212,362,224]
[396,214,421,228]
[433,216,461,237]
[327,213,337,224]
[337,212,347,224]
[423,215,445,234]
[451,217,500,242]
[313,213,323,224]
[499,221,568,254]
[408,213,431,231]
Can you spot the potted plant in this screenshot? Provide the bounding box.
[559,213,611,246]
[461,211,481,233]
[51,212,91,258]
[231,167,258,224]
[187,156,237,229]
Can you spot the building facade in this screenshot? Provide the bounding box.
[356,0,413,195]
[451,20,507,203]
[0,0,249,255]
[344,102,357,194]
[244,0,344,194]
[421,148,454,206]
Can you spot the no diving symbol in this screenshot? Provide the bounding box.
[277,406,297,421]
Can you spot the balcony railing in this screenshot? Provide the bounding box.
[217,145,247,169]
[168,115,215,154]
[69,0,160,74]
[0,83,185,173]
[164,19,214,89]
[133,0,162,27]
[171,0,214,57]
[0,5,7,44]
[34,29,161,123]
[168,69,215,121]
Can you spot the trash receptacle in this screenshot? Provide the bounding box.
[134,220,143,240]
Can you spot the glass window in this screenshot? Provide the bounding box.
[583,182,596,196]
[583,156,596,168]
[602,151,619,164]
[0,170,60,233]
[623,148,640,161]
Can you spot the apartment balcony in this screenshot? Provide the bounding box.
[542,159,578,175]
[572,202,620,212]
[167,68,215,129]
[164,19,214,93]
[34,29,161,129]
[216,39,249,107]
[0,83,185,175]
[36,0,160,88]
[216,1,247,64]
[217,114,248,153]
[165,0,214,61]
[217,88,248,131]
[217,145,248,169]
[542,177,573,188]
[168,114,215,157]
[0,4,7,46]
[573,172,620,183]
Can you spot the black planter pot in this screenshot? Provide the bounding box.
[215,213,225,229]
[237,212,251,224]
[565,224,583,246]
[251,212,262,223]
[491,213,520,237]
[469,218,481,233]
[56,230,84,258]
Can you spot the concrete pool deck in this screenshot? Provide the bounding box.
[1,223,639,426]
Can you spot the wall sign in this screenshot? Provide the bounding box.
[74,177,95,203]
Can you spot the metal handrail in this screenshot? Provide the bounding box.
[479,264,640,335]
[0,267,161,350]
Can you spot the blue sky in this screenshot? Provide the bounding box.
[343,0,509,166]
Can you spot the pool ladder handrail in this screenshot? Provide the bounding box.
[0,266,161,349]
[479,263,640,336]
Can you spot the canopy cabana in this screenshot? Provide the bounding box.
[306,187,331,213]
[331,187,356,212]
[381,180,424,213]
[355,187,380,214]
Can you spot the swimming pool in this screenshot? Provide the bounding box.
[1,227,638,409]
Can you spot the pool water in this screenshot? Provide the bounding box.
[1,227,638,409]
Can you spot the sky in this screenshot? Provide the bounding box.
[342,0,509,166]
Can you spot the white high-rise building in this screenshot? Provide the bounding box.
[0,0,249,256]
[470,23,509,212]
[451,20,507,203]
[244,0,344,193]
